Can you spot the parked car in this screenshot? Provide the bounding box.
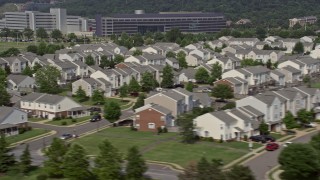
[249,135,266,143]
[283,141,293,147]
[283,129,297,135]
[89,107,101,113]
[60,133,73,140]
[90,114,102,122]
[262,135,276,142]
[174,84,184,88]
[156,87,163,92]
[303,122,317,128]
[265,142,279,151]
[130,92,139,97]
[202,88,212,93]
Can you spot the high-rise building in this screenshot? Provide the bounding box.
[95,10,226,36]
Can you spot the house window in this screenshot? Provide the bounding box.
[274,105,278,110]
[38,103,40,107]
[274,114,278,119]
[135,124,140,128]
[50,105,53,109]
[58,105,61,109]
[246,122,249,127]
[204,131,209,137]
[148,123,155,129]
[161,116,165,121]
[44,104,46,108]
[15,63,18,66]
[22,102,25,106]
[280,112,283,117]
[220,134,223,140]
[28,102,31,107]
[136,115,140,119]
[220,124,223,130]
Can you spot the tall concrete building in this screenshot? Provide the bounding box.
[0,8,90,34]
[95,10,226,36]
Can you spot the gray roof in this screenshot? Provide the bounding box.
[239,105,264,117]
[97,78,112,86]
[282,65,301,74]
[173,87,193,96]
[0,107,15,123]
[190,54,202,60]
[35,94,65,104]
[180,68,197,79]
[7,74,31,85]
[236,69,251,76]
[192,92,211,106]
[296,56,320,65]
[210,111,237,124]
[224,77,244,85]
[152,104,172,115]
[162,90,185,101]
[83,78,101,86]
[271,70,285,77]
[273,88,307,100]
[55,61,77,69]
[21,92,44,102]
[167,57,178,63]
[254,93,278,105]
[229,109,252,123]
[243,66,270,74]
[294,86,318,96]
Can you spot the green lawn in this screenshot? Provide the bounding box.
[311,82,320,88]
[45,116,90,126]
[270,133,286,140]
[28,118,46,122]
[6,128,49,145]
[0,167,67,180]
[74,127,254,167]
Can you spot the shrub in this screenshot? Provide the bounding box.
[243,135,248,141]
[163,127,168,133]
[71,119,77,123]
[130,125,137,131]
[37,174,48,180]
[52,117,61,121]
[61,121,67,125]
[157,127,163,134]
[18,128,26,134]
[219,138,223,143]
[68,116,73,119]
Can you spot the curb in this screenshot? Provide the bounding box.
[265,165,281,180]
[9,130,56,148]
[146,160,184,172]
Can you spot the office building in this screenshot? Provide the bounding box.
[95,10,226,36]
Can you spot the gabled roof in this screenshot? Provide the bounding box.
[209,111,237,124]
[135,103,172,115]
[180,68,197,79]
[281,65,301,74]
[238,105,264,117]
[294,86,318,96]
[82,78,101,86]
[7,74,32,85]
[254,93,278,105]
[35,94,65,104]
[192,92,211,106]
[173,87,193,96]
[242,66,270,74]
[228,109,252,123]
[0,107,15,123]
[271,70,285,77]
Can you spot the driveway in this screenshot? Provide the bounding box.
[11,108,179,180]
[244,130,319,180]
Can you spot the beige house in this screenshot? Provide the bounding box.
[72,78,112,97]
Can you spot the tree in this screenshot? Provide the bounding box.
[165,28,182,42]
[91,90,105,105]
[241,59,263,67]
[85,55,95,66]
[283,111,298,129]
[0,28,11,41]
[256,26,267,40]
[104,101,121,122]
[185,81,193,92]
[32,63,42,73]
[37,42,47,56]
[161,65,174,88]
[0,134,15,173]
[210,62,222,83]
[303,75,311,85]
[212,84,234,100]
[27,45,38,54]
[93,139,122,180]
[132,33,144,46]
[259,120,269,135]
[141,72,158,92]
[44,138,69,178]
[132,93,146,110]
[225,165,255,180]
[62,144,92,180]
[195,67,209,84]
[22,66,33,77]
[177,113,196,144]
[114,54,125,64]
[128,77,141,93]
[119,83,129,99]
[297,109,313,124]
[23,28,34,40]
[179,162,198,180]
[35,66,61,94]
[0,47,20,57]
[67,33,77,41]
[177,51,188,68]
[0,87,10,106]
[0,67,6,85]
[19,144,32,174]
[266,59,272,69]
[133,49,143,56]
[126,146,147,179]
[51,29,63,41]
[99,55,109,68]
[36,27,48,39]
[166,51,176,58]
[75,86,88,102]
[279,144,320,180]
[310,132,320,153]
[197,157,224,180]
[293,42,304,54]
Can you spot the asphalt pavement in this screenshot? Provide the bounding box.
[244,130,320,180]
[10,109,179,180]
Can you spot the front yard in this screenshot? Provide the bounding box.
[74,127,260,167]
[6,128,49,145]
[45,116,90,126]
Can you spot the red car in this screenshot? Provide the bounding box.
[265,142,279,151]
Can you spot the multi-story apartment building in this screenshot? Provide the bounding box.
[95,10,226,36]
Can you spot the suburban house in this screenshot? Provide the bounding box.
[227,38,260,47]
[1,57,28,74]
[289,16,317,28]
[144,90,186,117]
[124,53,167,66]
[72,78,112,97]
[189,49,211,61]
[186,54,203,66]
[236,93,284,131]
[270,70,286,86]
[166,58,179,69]
[0,106,28,137]
[134,103,174,132]
[245,50,284,63]
[293,86,320,111]
[20,93,89,120]
[278,57,320,75]
[7,74,35,92]
[280,66,302,83]
[178,68,197,83]
[300,36,316,43]
[280,39,299,53]
[222,66,270,86]
[206,54,240,71]
[207,40,225,49]
[214,77,249,95]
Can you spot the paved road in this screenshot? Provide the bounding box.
[244,130,319,180]
[11,109,179,180]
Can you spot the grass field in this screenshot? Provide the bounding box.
[311,82,320,88]
[74,127,258,167]
[6,128,49,145]
[45,116,90,126]
[270,132,286,140]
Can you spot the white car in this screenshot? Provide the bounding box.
[202,88,212,93]
[283,141,293,147]
[309,123,317,127]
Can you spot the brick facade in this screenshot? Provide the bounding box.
[135,108,166,132]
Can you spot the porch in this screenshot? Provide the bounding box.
[67,107,90,118]
[0,124,19,137]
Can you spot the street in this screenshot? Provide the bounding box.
[244,130,319,180]
[11,109,179,180]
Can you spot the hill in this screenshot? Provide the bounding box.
[51,0,320,27]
